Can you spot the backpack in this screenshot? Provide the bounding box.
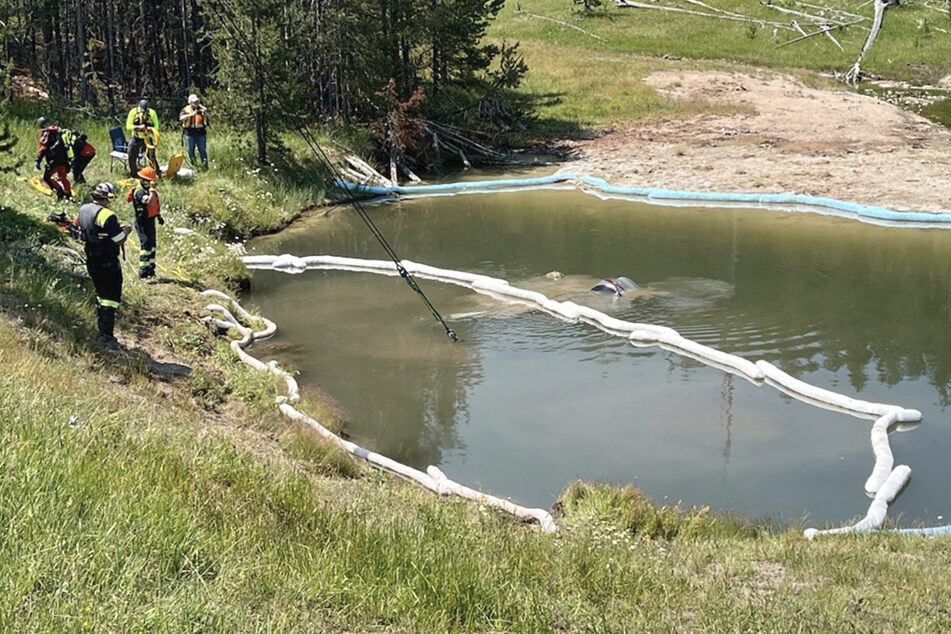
[42,126,69,164]
[61,129,86,158]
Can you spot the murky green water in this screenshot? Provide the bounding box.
[247,186,951,527]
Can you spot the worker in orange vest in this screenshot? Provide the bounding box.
[179,93,210,169]
[127,166,164,279]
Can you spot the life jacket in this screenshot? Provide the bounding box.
[78,203,121,261]
[129,187,161,218]
[130,108,157,140]
[133,110,151,128]
[181,105,207,130]
[61,129,91,159]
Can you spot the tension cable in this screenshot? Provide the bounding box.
[205,0,459,342]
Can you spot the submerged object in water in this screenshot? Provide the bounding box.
[591,276,638,296]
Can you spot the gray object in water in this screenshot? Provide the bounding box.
[591,276,638,296]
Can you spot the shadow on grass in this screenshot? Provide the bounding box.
[105,339,193,380]
[268,141,334,189]
[149,276,205,291]
[0,204,103,348]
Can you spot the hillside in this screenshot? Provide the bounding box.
[3,1,951,628]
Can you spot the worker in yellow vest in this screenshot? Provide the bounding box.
[125,98,161,179]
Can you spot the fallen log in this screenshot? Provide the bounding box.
[615,0,790,28]
[345,154,392,186]
[514,8,607,41]
[775,18,862,48]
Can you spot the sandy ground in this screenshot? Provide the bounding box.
[557,70,951,214]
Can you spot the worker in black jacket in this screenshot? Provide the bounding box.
[77,182,132,350]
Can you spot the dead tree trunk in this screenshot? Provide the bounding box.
[845,0,894,85]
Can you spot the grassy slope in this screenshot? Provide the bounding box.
[3,7,951,628]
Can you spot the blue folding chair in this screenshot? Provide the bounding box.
[108,126,130,172]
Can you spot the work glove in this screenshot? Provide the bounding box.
[34,158,41,170]
[157,215,165,226]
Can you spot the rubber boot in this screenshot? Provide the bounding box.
[96,306,120,350]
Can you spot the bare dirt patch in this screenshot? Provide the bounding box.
[559,70,951,214]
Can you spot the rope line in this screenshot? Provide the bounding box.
[203,0,457,342]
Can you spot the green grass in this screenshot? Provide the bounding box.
[923,96,951,127]
[489,0,951,130]
[3,11,951,627]
[3,321,951,632]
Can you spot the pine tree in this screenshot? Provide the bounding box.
[0,65,21,175]
[201,0,297,165]
[0,122,18,174]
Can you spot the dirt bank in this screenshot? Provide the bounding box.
[558,70,951,214]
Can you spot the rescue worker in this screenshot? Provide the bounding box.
[178,93,209,169]
[77,182,132,350]
[34,116,73,201]
[128,166,164,279]
[125,98,161,179]
[62,128,97,184]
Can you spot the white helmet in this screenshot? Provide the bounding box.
[92,182,117,200]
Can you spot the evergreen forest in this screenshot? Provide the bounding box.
[2,0,528,167]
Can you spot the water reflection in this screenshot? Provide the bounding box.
[248,189,951,525]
